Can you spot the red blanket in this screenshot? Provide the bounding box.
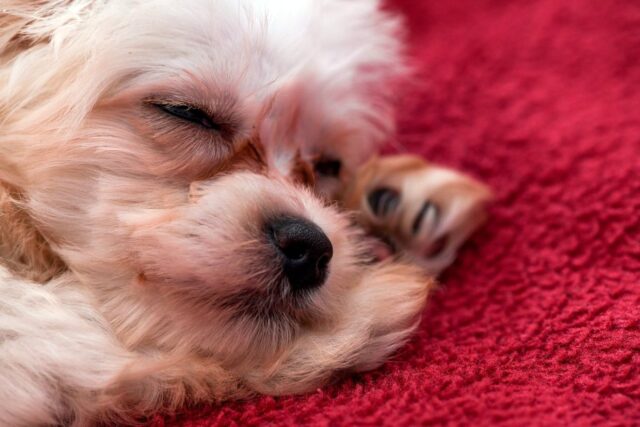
[155,0,640,425]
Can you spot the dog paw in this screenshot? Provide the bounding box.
[343,155,492,275]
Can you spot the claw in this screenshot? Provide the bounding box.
[411,201,439,236]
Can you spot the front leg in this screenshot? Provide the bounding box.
[342,155,492,276]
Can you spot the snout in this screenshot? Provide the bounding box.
[267,216,333,291]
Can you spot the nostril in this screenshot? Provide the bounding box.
[267,216,333,291]
[317,253,330,271]
[279,241,307,261]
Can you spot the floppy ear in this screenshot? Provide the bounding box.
[0,1,75,281]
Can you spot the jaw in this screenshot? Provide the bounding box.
[74,201,431,396]
[61,243,432,406]
[0,253,430,426]
[243,260,433,395]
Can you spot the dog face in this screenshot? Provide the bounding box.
[0,0,430,397]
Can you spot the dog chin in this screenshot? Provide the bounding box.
[62,170,433,402]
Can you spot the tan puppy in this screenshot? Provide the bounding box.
[0,1,489,425]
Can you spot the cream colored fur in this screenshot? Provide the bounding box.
[0,1,432,425]
[0,1,489,425]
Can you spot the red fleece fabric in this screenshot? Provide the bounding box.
[154,0,640,425]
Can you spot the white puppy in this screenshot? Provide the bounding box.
[0,1,490,425]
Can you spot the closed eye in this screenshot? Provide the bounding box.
[151,102,230,135]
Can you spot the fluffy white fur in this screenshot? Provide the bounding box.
[0,1,442,425]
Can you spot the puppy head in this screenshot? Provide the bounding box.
[0,0,426,394]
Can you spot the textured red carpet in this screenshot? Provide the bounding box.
[154,0,640,425]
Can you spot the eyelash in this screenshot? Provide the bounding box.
[150,102,235,139]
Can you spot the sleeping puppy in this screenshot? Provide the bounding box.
[0,1,490,425]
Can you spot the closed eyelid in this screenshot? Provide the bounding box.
[145,98,243,142]
[143,86,239,116]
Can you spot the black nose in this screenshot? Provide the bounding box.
[267,216,333,291]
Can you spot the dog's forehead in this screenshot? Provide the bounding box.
[97,0,367,164]
[106,0,323,97]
